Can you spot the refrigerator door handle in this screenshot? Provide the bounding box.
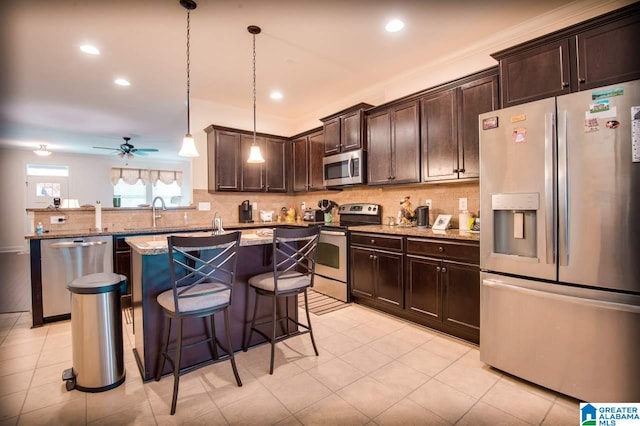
[558,109,569,266]
[544,112,555,265]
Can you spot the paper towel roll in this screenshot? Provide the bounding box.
[95,201,102,231]
[459,211,470,231]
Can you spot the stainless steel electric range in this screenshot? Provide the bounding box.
[314,203,382,302]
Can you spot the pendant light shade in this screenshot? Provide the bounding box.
[178,0,199,158]
[247,25,265,164]
[179,134,199,157]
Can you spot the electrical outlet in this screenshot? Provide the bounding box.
[252,202,258,211]
[425,199,432,208]
[459,197,468,211]
[50,215,66,224]
[198,202,211,211]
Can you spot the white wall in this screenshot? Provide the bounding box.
[0,148,191,252]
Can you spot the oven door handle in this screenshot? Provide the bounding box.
[320,230,347,237]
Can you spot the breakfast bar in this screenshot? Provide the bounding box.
[126,229,297,381]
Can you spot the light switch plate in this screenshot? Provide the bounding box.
[50,216,66,224]
[198,202,211,211]
[459,198,468,211]
[425,199,432,208]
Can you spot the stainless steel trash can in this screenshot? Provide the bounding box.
[63,272,126,392]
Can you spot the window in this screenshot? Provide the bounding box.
[113,179,147,207]
[111,167,183,207]
[153,181,182,207]
[27,164,69,177]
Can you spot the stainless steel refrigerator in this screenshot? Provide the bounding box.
[479,79,640,402]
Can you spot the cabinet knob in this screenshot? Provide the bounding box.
[562,81,569,88]
[458,168,465,173]
[371,239,375,244]
[438,246,444,252]
[390,175,395,180]
[369,254,374,260]
[441,267,447,273]
[578,78,586,84]
[453,168,459,173]
[436,266,441,272]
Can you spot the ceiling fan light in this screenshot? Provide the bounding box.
[34,144,52,156]
[247,144,265,163]
[179,134,199,157]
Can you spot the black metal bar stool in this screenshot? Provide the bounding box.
[155,232,242,415]
[243,226,321,374]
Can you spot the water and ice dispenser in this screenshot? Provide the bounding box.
[492,193,539,259]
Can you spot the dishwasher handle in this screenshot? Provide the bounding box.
[50,241,108,249]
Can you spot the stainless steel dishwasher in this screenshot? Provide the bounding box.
[41,236,113,318]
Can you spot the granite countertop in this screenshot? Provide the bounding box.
[126,229,277,255]
[25,220,324,240]
[348,224,480,242]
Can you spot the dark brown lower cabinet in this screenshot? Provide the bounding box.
[350,232,480,344]
[350,246,403,308]
[114,236,132,307]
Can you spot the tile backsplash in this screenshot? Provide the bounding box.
[31,181,478,233]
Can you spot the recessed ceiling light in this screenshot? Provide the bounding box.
[385,19,405,33]
[80,44,100,55]
[270,91,283,100]
[114,78,131,87]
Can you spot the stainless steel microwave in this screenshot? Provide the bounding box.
[323,149,366,187]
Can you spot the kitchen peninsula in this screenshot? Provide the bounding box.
[126,229,300,381]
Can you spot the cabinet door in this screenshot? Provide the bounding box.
[292,137,308,192]
[457,75,498,179]
[374,250,404,308]
[265,137,287,192]
[576,14,640,90]
[391,100,420,184]
[406,255,441,320]
[350,246,375,298]
[341,110,363,151]
[241,135,265,192]
[421,89,458,182]
[367,110,391,185]
[500,39,572,107]
[215,130,241,191]
[323,118,341,155]
[442,261,480,333]
[308,131,326,190]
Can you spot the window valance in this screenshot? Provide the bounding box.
[150,169,183,187]
[111,168,183,187]
[111,168,149,185]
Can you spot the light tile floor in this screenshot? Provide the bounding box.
[0,305,580,425]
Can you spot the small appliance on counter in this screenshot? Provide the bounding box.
[303,209,324,222]
[238,200,253,223]
[415,206,429,228]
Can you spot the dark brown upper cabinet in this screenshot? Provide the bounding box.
[421,71,498,182]
[207,128,240,192]
[367,100,420,185]
[321,103,373,155]
[264,137,288,192]
[493,3,640,107]
[291,128,325,192]
[205,125,288,193]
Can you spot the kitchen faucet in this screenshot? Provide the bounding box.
[212,211,224,235]
[152,196,166,228]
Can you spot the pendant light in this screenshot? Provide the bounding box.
[178,0,199,157]
[34,144,52,156]
[246,25,265,163]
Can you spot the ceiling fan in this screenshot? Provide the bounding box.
[93,137,159,158]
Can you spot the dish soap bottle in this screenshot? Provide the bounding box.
[36,221,44,236]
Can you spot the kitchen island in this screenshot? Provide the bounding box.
[126,230,300,381]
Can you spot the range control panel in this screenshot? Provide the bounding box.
[338,203,380,216]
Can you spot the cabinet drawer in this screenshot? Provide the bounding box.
[350,233,403,252]
[406,238,478,264]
